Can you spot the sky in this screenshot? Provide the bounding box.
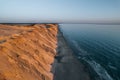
[0,0,120,23]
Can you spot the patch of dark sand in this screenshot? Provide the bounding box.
[51,28,91,80]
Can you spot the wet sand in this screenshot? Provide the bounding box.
[52,28,91,80]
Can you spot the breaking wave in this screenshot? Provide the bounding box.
[72,40,113,80]
[60,24,120,80]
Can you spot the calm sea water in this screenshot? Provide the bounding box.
[60,24,120,80]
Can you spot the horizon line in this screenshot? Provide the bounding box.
[0,22,120,25]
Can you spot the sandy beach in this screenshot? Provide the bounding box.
[52,28,91,80]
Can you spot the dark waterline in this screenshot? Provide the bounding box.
[60,24,120,80]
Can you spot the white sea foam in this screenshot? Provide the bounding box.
[72,40,89,56]
[108,64,117,70]
[60,27,114,80]
[86,60,113,80]
[72,40,113,80]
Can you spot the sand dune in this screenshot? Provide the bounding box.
[0,24,58,80]
[0,24,91,80]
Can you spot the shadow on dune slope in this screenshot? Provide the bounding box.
[0,24,58,80]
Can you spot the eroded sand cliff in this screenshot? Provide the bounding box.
[0,24,58,80]
[0,24,92,80]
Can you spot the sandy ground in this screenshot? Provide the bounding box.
[52,29,91,80]
[0,24,58,80]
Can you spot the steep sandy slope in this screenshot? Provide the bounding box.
[0,24,58,80]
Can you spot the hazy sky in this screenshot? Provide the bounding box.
[0,0,120,23]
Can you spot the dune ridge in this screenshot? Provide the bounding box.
[0,24,58,80]
[0,24,92,80]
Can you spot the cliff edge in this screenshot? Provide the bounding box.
[0,24,58,80]
[0,24,92,80]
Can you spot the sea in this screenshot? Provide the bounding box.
[60,24,120,80]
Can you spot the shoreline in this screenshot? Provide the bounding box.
[51,27,92,80]
[58,27,99,80]
[59,26,113,80]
